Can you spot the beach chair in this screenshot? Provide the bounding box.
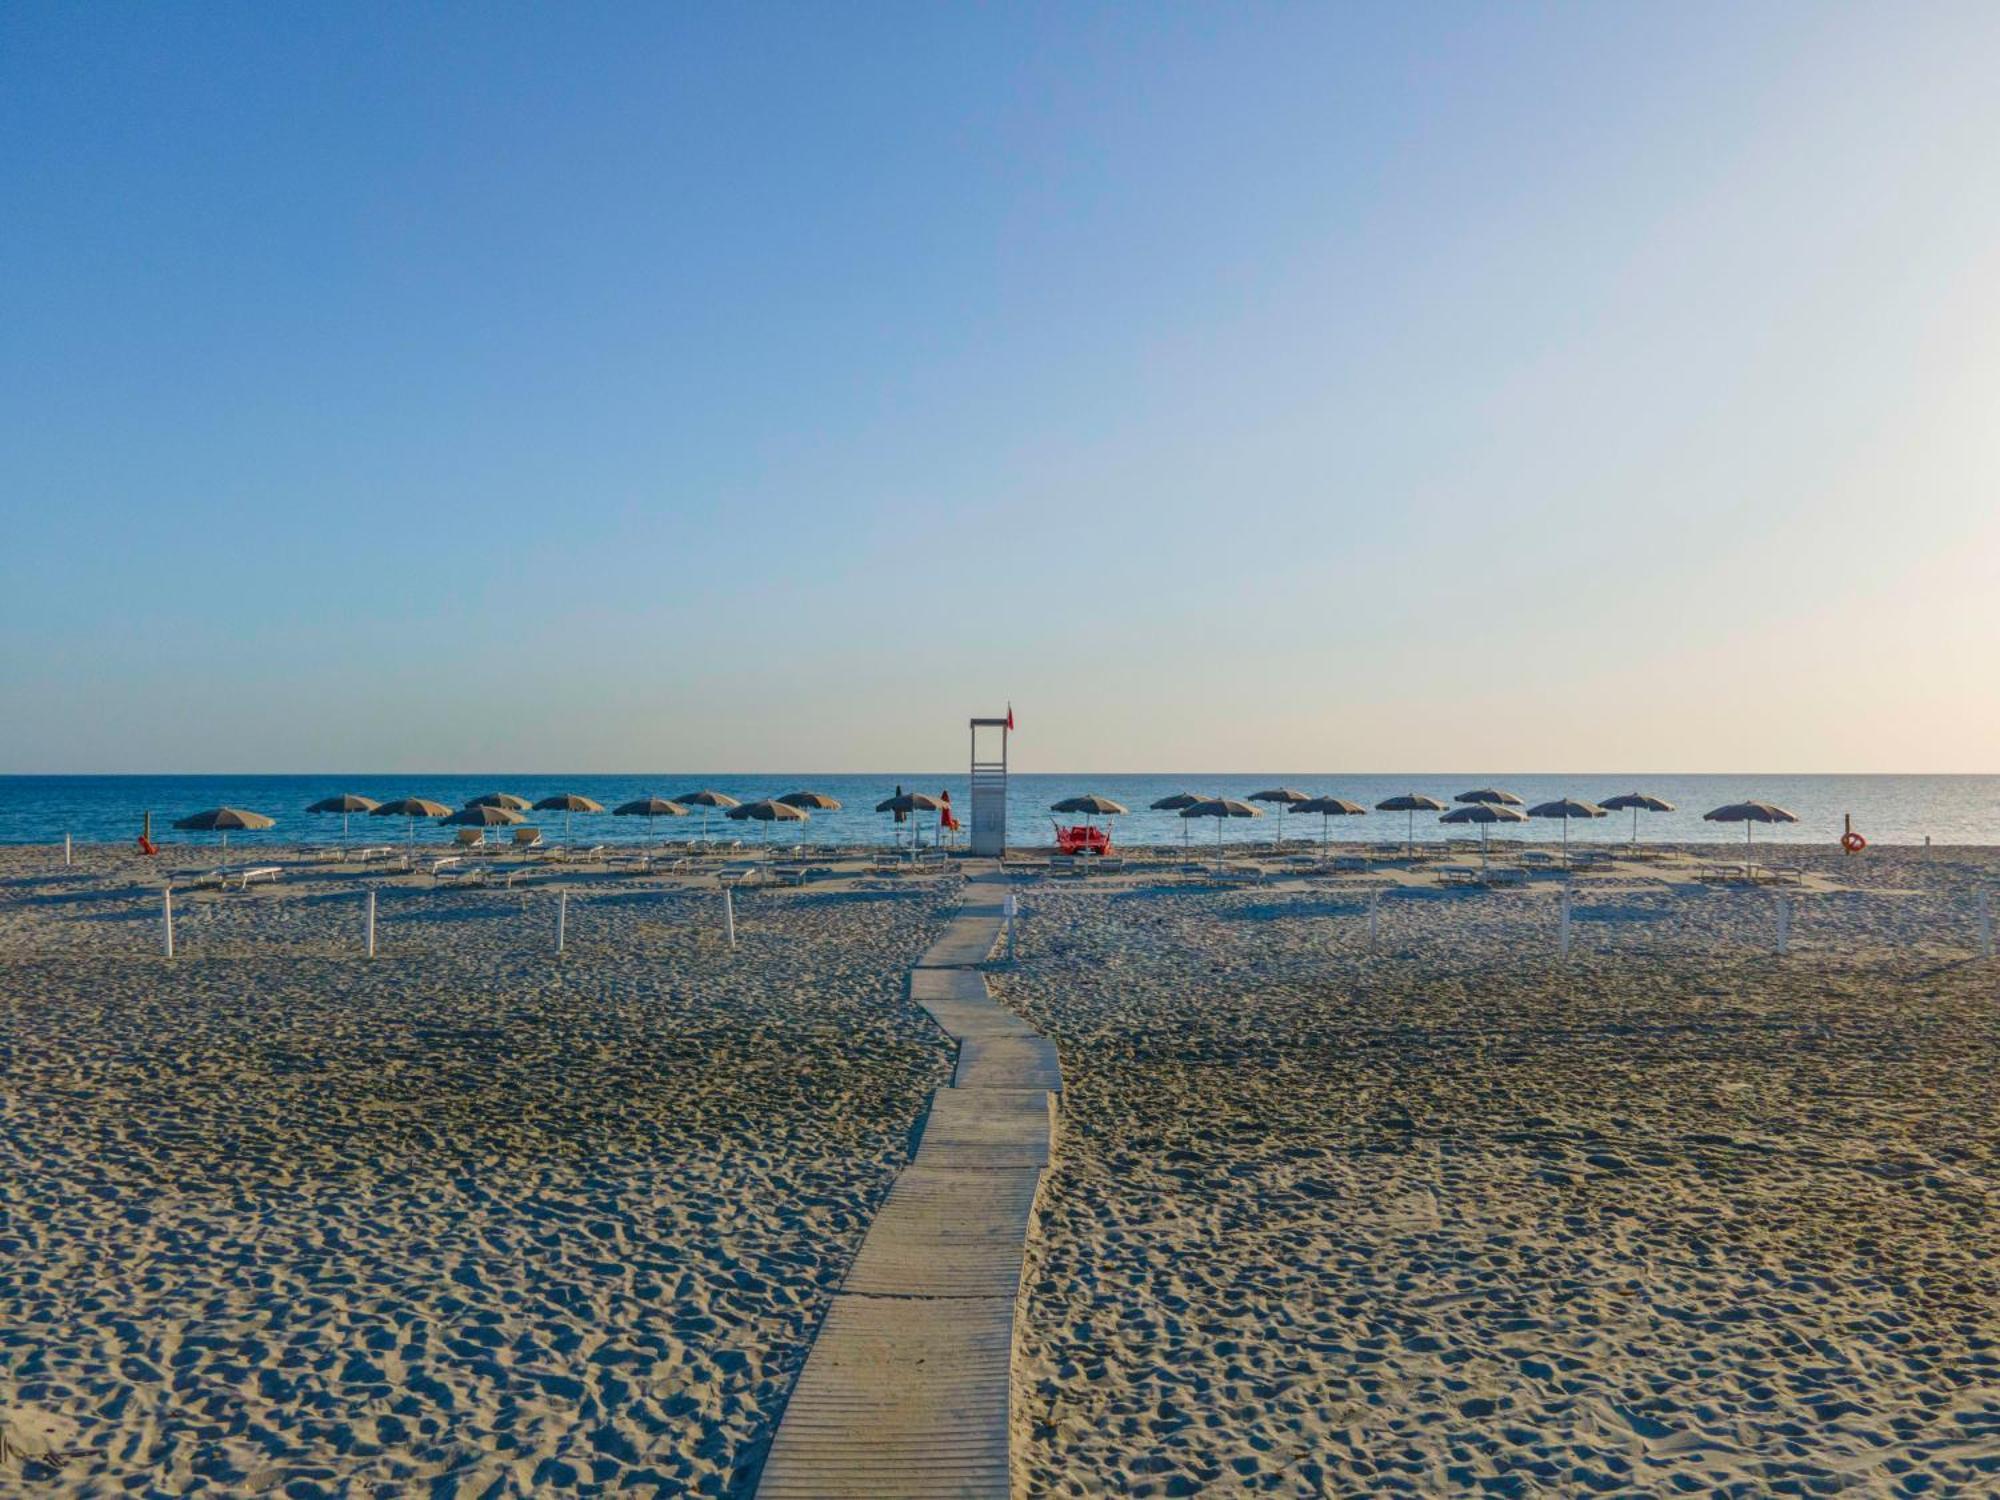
[435,863,486,887]
[453,829,486,853]
[1212,864,1264,886]
[511,828,545,853]
[428,855,463,876]
[1048,856,1083,879]
[1439,867,1481,888]
[1485,866,1527,887]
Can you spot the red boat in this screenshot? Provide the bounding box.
[1053,822,1111,856]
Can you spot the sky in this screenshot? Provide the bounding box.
[3,2,1998,774]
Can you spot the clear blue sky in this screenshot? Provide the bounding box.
[4,3,1998,772]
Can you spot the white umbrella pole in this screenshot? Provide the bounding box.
[220,830,228,872]
[1563,818,1570,870]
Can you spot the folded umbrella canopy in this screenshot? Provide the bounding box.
[1599,791,1676,846]
[1703,800,1799,866]
[1376,793,1448,854]
[1295,795,1368,856]
[371,797,454,848]
[614,796,688,842]
[1181,796,1262,854]
[532,792,605,842]
[1249,788,1311,849]
[1526,797,1608,869]
[307,793,379,846]
[173,806,276,871]
[1440,801,1528,874]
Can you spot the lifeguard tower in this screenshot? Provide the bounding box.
[968,712,1010,856]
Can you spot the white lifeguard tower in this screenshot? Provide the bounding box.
[968,712,1010,856]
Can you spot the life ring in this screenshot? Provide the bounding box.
[1841,831,1867,854]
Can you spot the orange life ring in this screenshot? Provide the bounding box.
[1841,831,1866,854]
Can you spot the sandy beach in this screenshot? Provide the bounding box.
[999,844,2000,1496]
[0,845,960,1494]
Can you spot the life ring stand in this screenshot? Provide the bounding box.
[1841,831,1867,854]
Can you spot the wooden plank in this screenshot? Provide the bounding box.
[954,1033,1063,1093]
[755,1293,1015,1499]
[912,1087,1052,1171]
[841,1167,1043,1298]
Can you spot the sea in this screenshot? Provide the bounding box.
[2,774,1995,853]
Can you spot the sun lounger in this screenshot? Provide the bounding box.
[1212,864,1264,885]
[1439,867,1481,887]
[1333,855,1369,872]
[452,829,486,852]
[428,855,463,876]
[1485,866,1528,887]
[1048,856,1083,879]
[1096,856,1126,872]
[511,828,544,852]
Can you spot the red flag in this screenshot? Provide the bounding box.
[1005,702,1015,731]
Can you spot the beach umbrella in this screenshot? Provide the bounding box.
[1527,798,1608,869]
[876,791,945,848]
[372,797,453,848]
[1599,791,1676,846]
[1152,791,1209,851]
[674,789,740,844]
[1051,794,1127,852]
[1440,802,1528,874]
[173,806,275,871]
[728,797,809,846]
[1181,796,1262,854]
[443,804,524,826]
[777,790,842,810]
[532,792,605,842]
[307,793,379,847]
[1249,788,1311,849]
[1455,787,1524,807]
[1376,793,1448,854]
[1295,795,1368,856]
[614,796,688,842]
[1703,801,1799,865]
[468,792,532,812]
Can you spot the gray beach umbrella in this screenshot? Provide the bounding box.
[777,790,842,810]
[728,797,809,844]
[1152,791,1209,849]
[372,796,453,848]
[1295,795,1368,856]
[173,806,276,871]
[442,803,524,827]
[468,792,532,812]
[674,789,741,844]
[1052,794,1128,840]
[876,791,945,847]
[1527,797,1608,868]
[1703,800,1799,862]
[1455,787,1525,807]
[308,793,379,846]
[1376,793,1448,853]
[1599,791,1676,846]
[614,796,688,841]
[1181,796,1263,854]
[1249,788,1311,849]
[1440,801,1528,873]
[533,792,605,842]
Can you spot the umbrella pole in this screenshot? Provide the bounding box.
[1563,818,1570,870]
[1480,823,1488,875]
[221,830,229,872]
[1407,809,1415,855]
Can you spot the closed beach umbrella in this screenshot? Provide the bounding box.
[1181,796,1262,854]
[1152,791,1209,851]
[1295,795,1368,856]
[1527,797,1608,869]
[533,792,605,842]
[1249,788,1311,849]
[614,796,688,842]
[1455,787,1524,807]
[173,806,275,871]
[1376,793,1448,854]
[1599,791,1676,846]
[1440,802,1528,874]
[372,797,454,848]
[674,789,740,844]
[468,792,532,812]
[728,797,809,845]
[777,790,842,810]
[308,793,379,847]
[1703,800,1799,865]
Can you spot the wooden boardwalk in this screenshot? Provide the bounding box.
[757,862,1057,1499]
